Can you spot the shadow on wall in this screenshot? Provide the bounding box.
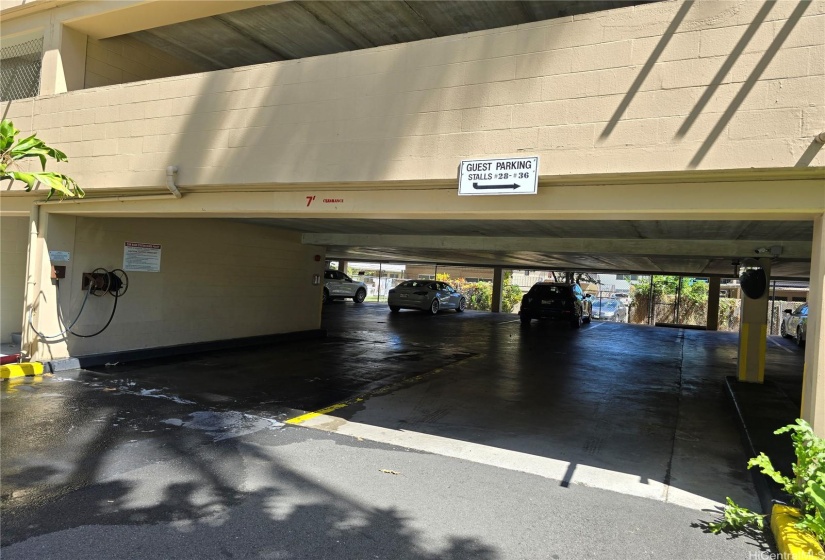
[598,0,812,169]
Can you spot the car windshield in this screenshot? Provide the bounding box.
[529,285,570,298]
[594,300,619,310]
[398,280,430,289]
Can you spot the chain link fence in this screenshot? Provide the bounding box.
[1,37,43,101]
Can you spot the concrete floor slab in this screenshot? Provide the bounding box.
[78,302,806,514]
[4,301,806,557]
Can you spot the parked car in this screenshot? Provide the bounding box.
[323,270,368,304]
[519,282,591,328]
[611,292,631,307]
[387,280,466,314]
[591,299,628,322]
[781,303,808,346]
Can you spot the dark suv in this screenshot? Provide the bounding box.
[519,282,592,328]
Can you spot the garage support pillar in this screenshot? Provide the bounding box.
[491,267,504,313]
[706,277,721,331]
[737,258,771,384]
[21,208,77,362]
[802,214,824,437]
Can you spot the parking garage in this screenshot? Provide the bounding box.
[0,0,823,515]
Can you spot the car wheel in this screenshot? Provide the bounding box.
[390,306,400,313]
[429,298,440,315]
[780,320,789,338]
[456,298,466,312]
[795,327,805,347]
[353,288,366,303]
[520,314,531,325]
[570,314,582,329]
[322,288,329,304]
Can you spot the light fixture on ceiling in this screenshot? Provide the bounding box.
[753,246,783,260]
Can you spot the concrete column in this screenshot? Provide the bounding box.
[337,260,349,274]
[802,214,825,437]
[40,21,88,96]
[737,258,771,383]
[707,277,721,331]
[491,267,504,313]
[22,210,78,362]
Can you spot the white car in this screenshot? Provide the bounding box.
[781,303,808,346]
[387,280,466,314]
[323,270,368,304]
[611,292,631,307]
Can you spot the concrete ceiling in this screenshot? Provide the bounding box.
[128,0,657,70]
[237,218,815,279]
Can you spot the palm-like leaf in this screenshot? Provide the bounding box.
[0,119,82,199]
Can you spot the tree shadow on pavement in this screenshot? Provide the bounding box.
[1,377,499,559]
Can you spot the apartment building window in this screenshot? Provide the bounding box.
[1,37,43,101]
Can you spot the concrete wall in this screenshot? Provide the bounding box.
[1,217,29,343]
[85,35,205,88]
[2,0,823,192]
[27,216,325,360]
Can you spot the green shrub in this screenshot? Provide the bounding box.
[710,419,825,547]
[435,273,522,312]
[502,284,523,313]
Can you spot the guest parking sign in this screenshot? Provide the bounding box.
[458,156,539,196]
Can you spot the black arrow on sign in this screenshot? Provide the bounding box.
[472,183,520,190]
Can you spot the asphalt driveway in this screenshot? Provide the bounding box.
[3,301,805,558]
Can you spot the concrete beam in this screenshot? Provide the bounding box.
[0,196,37,217]
[0,1,282,40]
[302,234,814,260]
[28,175,825,221]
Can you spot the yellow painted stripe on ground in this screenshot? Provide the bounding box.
[738,323,749,381]
[286,402,354,425]
[771,504,825,560]
[285,356,479,425]
[1,362,44,379]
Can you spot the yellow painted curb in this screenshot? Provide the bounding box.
[771,504,825,560]
[0,362,45,379]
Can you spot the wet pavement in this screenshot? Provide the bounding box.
[1,301,807,558]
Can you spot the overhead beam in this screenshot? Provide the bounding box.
[32,178,824,221]
[303,234,814,260]
[59,1,280,40]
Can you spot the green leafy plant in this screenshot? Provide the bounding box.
[0,119,84,200]
[709,497,766,533]
[710,419,825,547]
[501,284,523,313]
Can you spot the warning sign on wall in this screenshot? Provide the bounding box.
[123,241,161,272]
